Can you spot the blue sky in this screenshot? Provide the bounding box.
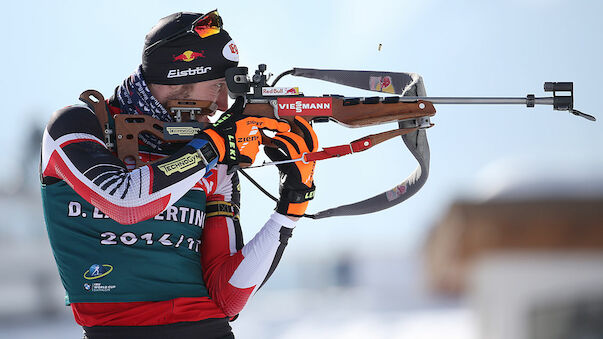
[2,0,601,255]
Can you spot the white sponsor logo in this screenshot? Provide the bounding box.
[222,40,239,62]
[89,282,117,292]
[278,101,331,113]
[167,66,212,78]
[261,87,300,96]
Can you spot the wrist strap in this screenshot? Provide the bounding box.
[201,129,225,162]
[189,140,219,166]
[281,184,316,203]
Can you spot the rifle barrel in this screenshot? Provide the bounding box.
[248,96,555,106]
[397,96,554,106]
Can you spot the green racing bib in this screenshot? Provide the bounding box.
[41,182,210,304]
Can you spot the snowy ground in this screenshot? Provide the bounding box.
[233,290,477,339]
[0,288,477,339]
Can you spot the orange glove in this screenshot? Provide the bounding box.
[264,116,318,217]
[202,97,289,166]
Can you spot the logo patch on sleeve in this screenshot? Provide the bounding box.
[158,153,202,175]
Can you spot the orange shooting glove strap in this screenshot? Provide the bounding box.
[264,116,319,217]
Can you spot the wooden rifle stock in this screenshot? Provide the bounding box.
[242,97,436,127]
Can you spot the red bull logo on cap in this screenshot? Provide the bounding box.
[173,50,206,62]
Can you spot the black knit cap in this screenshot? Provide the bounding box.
[142,11,239,85]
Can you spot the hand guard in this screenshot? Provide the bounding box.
[200,97,290,167]
[264,117,319,217]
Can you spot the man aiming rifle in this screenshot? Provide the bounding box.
[40,10,317,338]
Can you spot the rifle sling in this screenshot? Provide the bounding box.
[305,121,430,219]
[303,127,418,162]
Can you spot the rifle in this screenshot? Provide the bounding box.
[81,64,595,219]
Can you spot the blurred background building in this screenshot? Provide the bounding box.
[425,195,603,339]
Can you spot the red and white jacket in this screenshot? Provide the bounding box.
[40,98,296,326]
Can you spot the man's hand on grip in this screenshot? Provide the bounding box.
[264,116,318,217]
[201,97,289,167]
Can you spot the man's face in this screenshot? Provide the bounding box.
[149,78,229,122]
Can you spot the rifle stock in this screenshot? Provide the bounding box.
[242,98,436,128]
